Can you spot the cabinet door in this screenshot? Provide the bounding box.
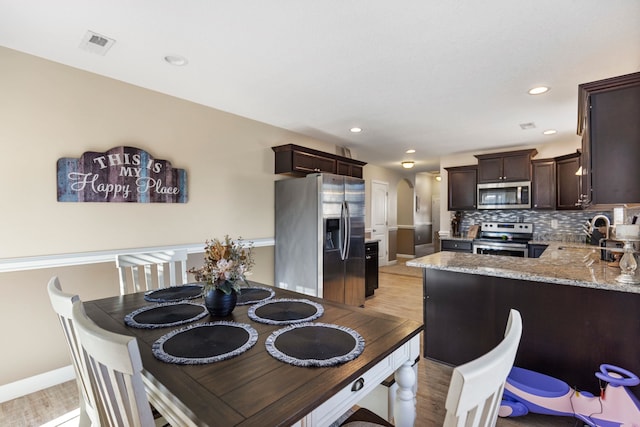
[502,153,532,181]
[441,239,473,253]
[590,85,640,204]
[477,157,503,183]
[337,160,363,178]
[293,150,336,174]
[476,149,537,183]
[532,159,555,209]
[446,166,477,210]
[556,154,581,210]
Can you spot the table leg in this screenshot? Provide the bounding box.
[394,360,417,427]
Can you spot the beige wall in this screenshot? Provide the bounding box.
[397,178,414,226]
[0,46,402,388]
[0,46,337,258]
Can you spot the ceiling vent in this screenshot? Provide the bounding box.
[519,122,536,130]
[79,30,115,56]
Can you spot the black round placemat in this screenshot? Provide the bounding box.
[265,322,365,367]
[152,322,258,364]
[247,298,324,325]
[144,284,204,302]
[236,286,275,305]
[125,302,208,329]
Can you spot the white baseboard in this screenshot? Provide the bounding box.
[396,254,415,259]
[0,365,74,404]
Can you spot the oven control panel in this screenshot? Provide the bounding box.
[480,222,533,233]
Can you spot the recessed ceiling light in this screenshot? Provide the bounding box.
[401,161,415,169]
[164,55,188,66]
[350,127,362,133]
[528,86,550,95]
[543,129,557,135]
[405,149,416,154]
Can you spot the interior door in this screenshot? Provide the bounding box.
[371,180,388,266]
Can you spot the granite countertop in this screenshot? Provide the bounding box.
[407,242,640,294]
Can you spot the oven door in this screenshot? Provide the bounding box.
[473,242,528,257]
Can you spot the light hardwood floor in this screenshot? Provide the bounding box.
[1,264,579,426]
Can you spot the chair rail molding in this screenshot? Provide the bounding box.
[0,237,274,273]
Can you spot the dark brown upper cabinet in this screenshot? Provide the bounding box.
[475,149,537,183]
[578,72,640,206]
[272,144,366,178]
[531,158,556,210]
[555,151,581,210]
[445,165,477,210]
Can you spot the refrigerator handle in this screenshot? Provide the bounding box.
[340,201,348,261]
[344,201,351,259]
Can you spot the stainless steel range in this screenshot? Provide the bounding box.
[472,221,533,257]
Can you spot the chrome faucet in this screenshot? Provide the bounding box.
[590,214,611,241]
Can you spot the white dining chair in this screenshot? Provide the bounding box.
[342,310,522,427]
[71,298,161,427]
[47,276,101,427]
[116,249,188,295]
[443,309,523,427]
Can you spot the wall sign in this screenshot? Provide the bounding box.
[57,146,188,203]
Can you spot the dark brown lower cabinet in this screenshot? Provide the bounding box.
[440,239,473,253]
[365,241,378,297]
[423,268,640,399]
[527,243,548,258]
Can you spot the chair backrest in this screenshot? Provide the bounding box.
[72,299,156,427]
[444,309,523,427]
[47,276,100,427]
[116,249,188,295]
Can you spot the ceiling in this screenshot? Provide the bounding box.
[1,1,638,173]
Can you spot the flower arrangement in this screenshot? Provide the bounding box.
[189,235,254,294]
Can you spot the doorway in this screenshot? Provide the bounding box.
[371,180,388,266]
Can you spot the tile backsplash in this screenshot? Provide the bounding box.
[457,209,612,242]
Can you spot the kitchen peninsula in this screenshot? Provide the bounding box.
[407,244,640,397]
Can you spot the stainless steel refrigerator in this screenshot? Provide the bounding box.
[275,173,365,306]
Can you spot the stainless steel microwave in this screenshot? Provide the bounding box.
[477,181,531,209]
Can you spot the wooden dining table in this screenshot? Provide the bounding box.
[83,282,423,427]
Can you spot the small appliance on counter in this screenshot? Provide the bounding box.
[599,239,624,262]
[472,222,533,257]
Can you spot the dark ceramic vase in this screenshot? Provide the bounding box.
[204,287,238,317]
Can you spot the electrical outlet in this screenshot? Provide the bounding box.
[551,219,559,229]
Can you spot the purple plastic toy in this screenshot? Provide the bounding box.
[499,364,640,426]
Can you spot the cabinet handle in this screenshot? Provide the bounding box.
[351,377,365,392]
